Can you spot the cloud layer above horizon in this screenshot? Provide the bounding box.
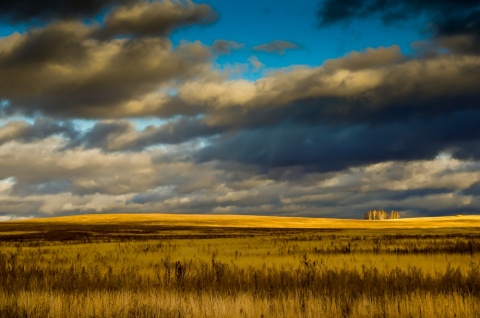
[1,0,479,219]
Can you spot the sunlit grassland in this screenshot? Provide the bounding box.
[0,214,479,317]
[13,213,480,228]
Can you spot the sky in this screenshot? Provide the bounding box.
[0,0,480,220]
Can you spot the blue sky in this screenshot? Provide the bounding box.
[0,0,479,219]
[170,0,424,76]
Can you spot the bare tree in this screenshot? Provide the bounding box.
[389,210,400,219]
[364,209,400,220]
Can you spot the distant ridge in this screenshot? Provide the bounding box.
[5,213,480,229]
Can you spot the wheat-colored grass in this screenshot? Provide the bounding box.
[1,290,478,318]
[1,213,479,317]
[7,213,480,228]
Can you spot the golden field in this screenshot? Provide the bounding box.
[8,213,480,228]
[0,213,479,317]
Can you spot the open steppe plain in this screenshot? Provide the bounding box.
[1,214,479,317]
[8,213,480,227]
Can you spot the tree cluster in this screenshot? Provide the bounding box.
[364,210,400,220]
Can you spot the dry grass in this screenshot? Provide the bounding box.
[7,213,480,229]
[1,291,478,318]
[1,213,480,317]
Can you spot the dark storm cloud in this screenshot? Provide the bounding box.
[168,89,480,148]
[195,124,404,172]
[0,25,212,118]
[317,0,480,26]
[97,0,218,39]
[343,188,454,205]
[70,118,225,151]
[462,181,480,195]
[410,206,480,217]
[0,200,42,216]
[433,9,480,54]
[317,0,480,54]
[127,191,173,205]
[434,9,480,37]
[196,110,480,172]
[0,0,136,23]
[0,22,91,67]
[68,120,131,150]
[12,179,73,196]
[253,40,300,55]
[0,118,77,146]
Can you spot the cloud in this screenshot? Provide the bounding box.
[6,9,478,126]
[462,181,480,195]
[0,138,222,198]
[0,139,158,196]
[0,22,92,67]
[253,40,300,55]
[212,40,244,55]
[323,45,404,71]
[1,136,479,218]
[98,0,218,39]
[0,0,136,23]
[163,47,480,130]
[433,8,480,37]
[316,0,480,26]
[195,110,480,172]
[0,21,212,118]
[248,56,264,70]
[0,118,77,146]
[317,0,480,54]
[1,2,480,220]
[435,34,480,55]
[47,45,480,170]
[433,9,480,54]
[70,118,225,151]
[4,43,472,180]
